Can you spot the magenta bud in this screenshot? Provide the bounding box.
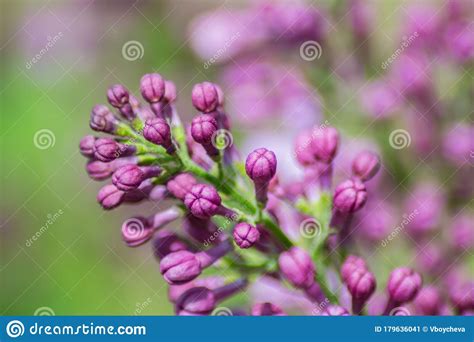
[97,184,125,210]
[294,130,315,166]
[191,82,223,113]
[86,160,112,180]
[341,255,367,283]
[251,303,285,316]
[322,305,350,316]
[191,114,218,145]
[79,135,96,158]
[112,164,161,191]
[176,279,246,315]
[152,230,187,260]
[333,178,367,213]
[278,247,315,289]
[414,286,441,315]
[140,73,165,103]
[245,148,277,184]
[184,184,221,219]
[352,151,381,181]
[160,250,201,285]
[107,84,129,108]
[160,241,232,285]
[387,267,422,304]
[143,118,174,153]
[233,223,260,249]
[121,216,154,247]
[347,269,376,314]
[176,287,216,315]
[89,104,118,133]
[167,173,197,200]
[94,138,135,162]
[310,126,339,163]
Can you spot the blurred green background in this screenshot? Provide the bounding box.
[0,0,221,315]
[1,0,472,315]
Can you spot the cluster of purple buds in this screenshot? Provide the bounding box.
[80,74,454,316]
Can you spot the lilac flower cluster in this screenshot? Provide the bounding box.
[79,68,473,316]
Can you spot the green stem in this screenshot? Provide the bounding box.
[260,214,293,249]
[315,271,338,304]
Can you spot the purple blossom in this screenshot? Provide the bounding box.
[233,223,260,249]
[333,178,367,213]
[278,247,315,289]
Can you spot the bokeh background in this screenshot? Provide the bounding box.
[1,0,472,315]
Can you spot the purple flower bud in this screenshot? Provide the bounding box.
[387,267,422,304]
[251,303,285,316]
[414,286,441,315]
[333,178,367,213]
[160,241,232,285]
[176,287,215,315]
[97,184,125,210]
[294,130,315,166]
[94,138,135,162]
[347,268,376,314]
[310,126,339,163]
[176,279,246,315]
[152,230,187,260]
[79,135,96,158]
[321,305,350,316]
[112,164,161,191]
[190,114,219,157]
[278,247,315,289]
[160,250,201,285]
[184,184,221,218]
[166,173,197,200]
[246,148,277,184]
[341,255,367,283]
[89,104,118,133]
[233,223,260,249]
[450,282,474,314]
[191,82,223,113]
[140,73,165,103]
[352,151,381,181]
[121,216,155,247]
[143,118,174,153]
[86,160,113,180]
[107,84,129,108]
